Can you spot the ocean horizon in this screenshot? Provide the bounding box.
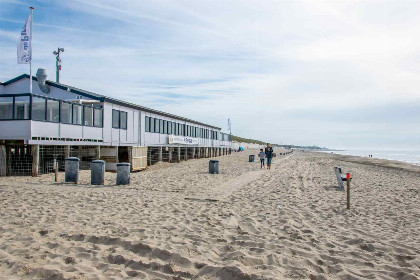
[319,150,420,165]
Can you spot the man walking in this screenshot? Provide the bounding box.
[265,143,274,170]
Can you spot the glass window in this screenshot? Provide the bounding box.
[14,96,30,120]
[61,102,72,124]
[32,96,46,121]
[155,118,159,133]
[0,97,13,120]
[46,99,59,122]
[168,121,171,134]
[120,111,127,129]
[172,122,176,135]
[150,117,155,132]
[186,125,189,136]
[163,120,167,134]
[94,108,103,127]
[112,109,119,128]
[73,104,83,125]
[145,116,150,132]
[84,106,93,126]
[159,119,163,133]
[176,123,180,135]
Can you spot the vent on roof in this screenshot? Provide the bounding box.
[36,68,50,94]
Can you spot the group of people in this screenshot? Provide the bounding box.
[258,143,274,170]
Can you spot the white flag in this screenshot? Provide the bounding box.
[17,13,32,64]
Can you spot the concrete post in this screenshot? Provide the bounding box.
[184,147,188,160]
[192,147,196,159]
[177,147,181,163]
[168,147,173,163]
[31,145,39,177]
[158,147,163,162]
[97,146,101,160]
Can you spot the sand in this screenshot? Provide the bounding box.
[0,150,419,280]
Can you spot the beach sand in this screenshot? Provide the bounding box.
[0,150,419,279]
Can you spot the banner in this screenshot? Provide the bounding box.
[17,13,32,64]
[169,135,199,145]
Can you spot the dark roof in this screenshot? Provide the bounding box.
[2,74,221,130]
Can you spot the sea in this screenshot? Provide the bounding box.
[319,150,420,166]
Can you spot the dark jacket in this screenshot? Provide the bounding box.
[265,147,273,158]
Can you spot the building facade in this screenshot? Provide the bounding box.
[0,74,232,176]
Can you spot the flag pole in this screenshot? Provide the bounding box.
[29,7,34,93]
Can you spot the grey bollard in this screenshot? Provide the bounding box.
[91,160,105,185]
[65,157,80,184]
[209,160,219,174]
[249,155,255,162]
[116,162,130,185]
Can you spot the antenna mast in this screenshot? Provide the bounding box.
[53,47,64,83]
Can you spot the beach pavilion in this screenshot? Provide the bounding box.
[0,71,232,176]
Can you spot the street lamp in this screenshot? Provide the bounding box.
[53,47,64,83]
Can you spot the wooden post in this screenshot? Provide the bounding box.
[128,146,133,172]
[31,145,39,177]
[64,145,70,159]
[0,145,6,177]
[54,159,58,182]
[346,173,351,210]
[192,147,196,159]
[177,147,181,163]
[184,147,188,160]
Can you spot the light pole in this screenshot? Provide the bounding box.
[53,47,64,83]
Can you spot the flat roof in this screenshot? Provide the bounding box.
[2,74,221,130]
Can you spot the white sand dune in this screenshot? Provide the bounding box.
[0,150,419,279]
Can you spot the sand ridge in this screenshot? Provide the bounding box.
[0,150,419,279]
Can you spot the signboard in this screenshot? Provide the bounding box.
[169,135,199,145]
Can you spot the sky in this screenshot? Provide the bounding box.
[1,0,419,150]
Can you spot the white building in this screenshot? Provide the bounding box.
[0,73,232,176]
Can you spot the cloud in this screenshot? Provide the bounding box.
[1,0,419,150]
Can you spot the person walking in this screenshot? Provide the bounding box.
[258,149,265,169]
[265,143,274,170]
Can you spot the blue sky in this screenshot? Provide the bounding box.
[1,0,419,150]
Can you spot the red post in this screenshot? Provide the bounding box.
[346,173,351,210]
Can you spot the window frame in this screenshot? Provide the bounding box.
[145,116,150,132]
[112,109,120,129]
[163,120,167,134]
[150,117,155,132]
[120,111,128,130]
